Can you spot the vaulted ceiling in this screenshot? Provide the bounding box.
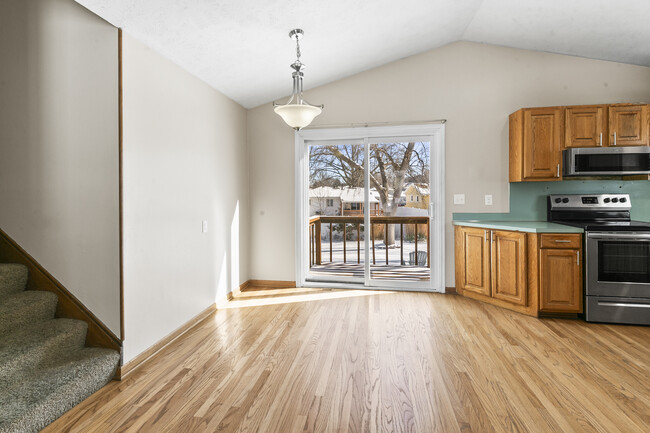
[75,0,650,109]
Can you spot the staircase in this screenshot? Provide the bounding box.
[0,263,120,433]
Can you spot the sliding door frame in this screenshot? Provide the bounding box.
[295,123,446,293]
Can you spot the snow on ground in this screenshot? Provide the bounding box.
[317,240,428,266]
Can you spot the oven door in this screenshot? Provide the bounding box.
[586,232,650,298]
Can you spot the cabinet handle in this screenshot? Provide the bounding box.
[490,231,493,243]
[485,230,488,241]
[556,164,560,178]
[577,251,580,266]
[613,132,617,146]
[555,239,571,243]
[599,133,602,146]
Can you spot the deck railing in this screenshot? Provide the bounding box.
[341,209,384,216]
[309,215,430,267]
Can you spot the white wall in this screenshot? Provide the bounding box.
[122,34,249,363]
[247,41,650,285]
[0,0,121,334]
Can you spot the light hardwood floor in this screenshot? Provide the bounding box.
[45,288,650,433]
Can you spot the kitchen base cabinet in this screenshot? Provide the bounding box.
[491,230,527,306]
[455,226,583,317]
[457,227,491,297]
[539,244,582,313]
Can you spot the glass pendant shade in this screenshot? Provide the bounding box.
[274,104,322,129]
[273,29,323,130]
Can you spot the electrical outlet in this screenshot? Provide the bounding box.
[453,194,465,205]
[485,195,493,206]
[202,220,208,233]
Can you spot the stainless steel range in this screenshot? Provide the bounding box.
[547,194,650,326]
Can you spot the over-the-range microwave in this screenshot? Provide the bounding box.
[563,146,650,177]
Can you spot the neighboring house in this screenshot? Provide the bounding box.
[310,186,383,216]
[405,184,430,209]
[341,187,381,216]
[309,187,342,216]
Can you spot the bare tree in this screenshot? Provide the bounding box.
[309,142,428,246]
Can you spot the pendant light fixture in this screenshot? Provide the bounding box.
[273,29,323,130]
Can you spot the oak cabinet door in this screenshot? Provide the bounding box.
[608,105,648,146]
[491,230,527,306]
[539,249,582,313]
[565,106,605,148]
[523,108,563,180]
[460,227,491,296]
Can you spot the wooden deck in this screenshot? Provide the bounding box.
[44,287,650,433]
[309,262,430,281]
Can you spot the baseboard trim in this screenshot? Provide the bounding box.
[445,286,457,294]
[0,228,121,353]
[245,280,296,290]
[118,303,216,380]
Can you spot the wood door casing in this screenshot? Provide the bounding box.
[608,105,649,146]
[539,249,582,313]
[565,106,605,148]
[491,230,527,306]
[461,227,491,296]
[523,108,563,180]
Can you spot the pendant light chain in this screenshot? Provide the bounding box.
[295,34,302,65]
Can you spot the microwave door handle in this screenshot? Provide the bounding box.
[588,233,650,240]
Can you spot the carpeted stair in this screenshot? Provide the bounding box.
[0,263,120,433]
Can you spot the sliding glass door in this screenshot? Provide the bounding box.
[307,139,366,284]
[367,139,431,286]
[296,124,445,292]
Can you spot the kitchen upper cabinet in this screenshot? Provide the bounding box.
[565,105,606,148]
[539,248,582,313]
[510,107,563,182]
[456,227,490,297]
[608,104,649,146]
[511,103,649,182]
[491,231,527,306]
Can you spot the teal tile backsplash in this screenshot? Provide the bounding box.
[454,180,650,222]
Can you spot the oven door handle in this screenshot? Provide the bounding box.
[587,232,650,240]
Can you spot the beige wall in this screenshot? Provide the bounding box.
[247,41,650,285]
[122,34,249,363]
[0,0,120,333]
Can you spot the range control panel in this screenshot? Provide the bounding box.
[548,194,631,210]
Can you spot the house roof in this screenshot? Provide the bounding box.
[408,184,430,196]
[340,188,379,204]
[309,187,379,204]
[75,0,650,109]
[309,187,342,199]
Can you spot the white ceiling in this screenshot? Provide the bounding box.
[75,0,650,109]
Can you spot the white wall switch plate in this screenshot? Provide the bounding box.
[485,194,493,206]
[202,220,208,233]
[453,194,465,205]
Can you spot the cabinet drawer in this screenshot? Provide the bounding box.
[540,234,582,249]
